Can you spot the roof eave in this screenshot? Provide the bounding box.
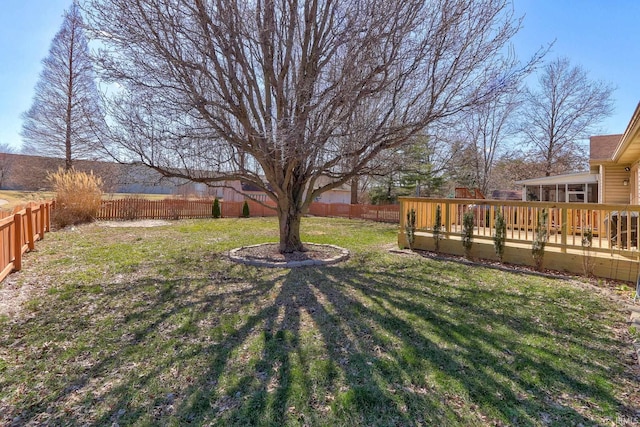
[515,172,598,186]
[612,101,640,162]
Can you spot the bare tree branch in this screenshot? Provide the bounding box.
[85,0,526,252]
[520,57,615,176]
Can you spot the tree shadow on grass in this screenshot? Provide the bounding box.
[4,256,637,426]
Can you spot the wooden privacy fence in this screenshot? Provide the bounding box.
[308,203,399,223]
[98,198,217,220]
[0,201,53,283]
[97,199,400,223]
[97,199,279,220]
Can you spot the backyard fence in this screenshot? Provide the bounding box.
[307,202,399,223]
[0,201,53,283]
[98,198,217,220]
[97,199,400,223]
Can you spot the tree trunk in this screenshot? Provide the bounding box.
[277,203,304,253]
[65,23,75,172]
[350,177,359,204]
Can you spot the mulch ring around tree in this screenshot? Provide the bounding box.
[229,243,349,268]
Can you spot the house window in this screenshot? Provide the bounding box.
[567,184,585,202]
[542,186,556,202]
[524,183,598,203]
[557,185,566,203]
[587,184,598,203]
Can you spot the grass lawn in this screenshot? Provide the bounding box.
[0,217,638,426]
[0,190,54,210]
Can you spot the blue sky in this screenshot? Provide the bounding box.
[0,0,638,150]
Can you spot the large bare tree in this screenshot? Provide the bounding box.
[21,2,104,170]
[520,57,614,176]
[86,0,529,252]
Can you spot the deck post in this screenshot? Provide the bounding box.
[561,207,568,252]
[445,202,450,233]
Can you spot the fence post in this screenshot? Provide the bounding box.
[39,203,46,238]
[26,206,35,250]
[13,213,22,271]
[561,207,568,251]
[445,202,451,233]
[44,201,51,231]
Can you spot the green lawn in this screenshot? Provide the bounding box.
[0,217,638,426]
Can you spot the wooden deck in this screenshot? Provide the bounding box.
[399,198,640,282]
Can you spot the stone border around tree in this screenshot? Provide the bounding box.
[229,243,350,268]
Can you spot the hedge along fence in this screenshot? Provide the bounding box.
[0,201,53,283]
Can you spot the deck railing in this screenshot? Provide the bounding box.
[399,197,640,253]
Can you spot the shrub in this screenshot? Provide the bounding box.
[212,198,221,218]
[405,208,416,249]
[462,210,474,258]
[49,168,103,228]
[532,208,548,271]
[493,209,507,261]
[433,204,442,252]
[242,200,250,218]
[582,226,594,276]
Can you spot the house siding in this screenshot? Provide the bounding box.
[603,165,631,204]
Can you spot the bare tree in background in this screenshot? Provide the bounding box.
[520,57,614,176]
[457,86,522,194]
[21,2,104,171]
[86,0,533,253]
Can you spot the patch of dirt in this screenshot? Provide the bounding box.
[0,280,43,318]
[97,220,172,228]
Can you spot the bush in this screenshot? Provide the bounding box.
[49,168,103,228]
[582,226,594,276]
[242,200,250,218]
[212,198,221,218]
[532,208,548,271]
[433,204,442,252]
[493,209,507,261]
[405,208,416,249]
[462,210,474,258]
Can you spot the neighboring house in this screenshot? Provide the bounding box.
[516,102,640,204]
[490,189,522,201]
[2,153,196,194]
[3,153,351,203]
[216,176,351,204]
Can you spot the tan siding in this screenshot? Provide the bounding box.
[603,166,631,204]
[633,166,639,205]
